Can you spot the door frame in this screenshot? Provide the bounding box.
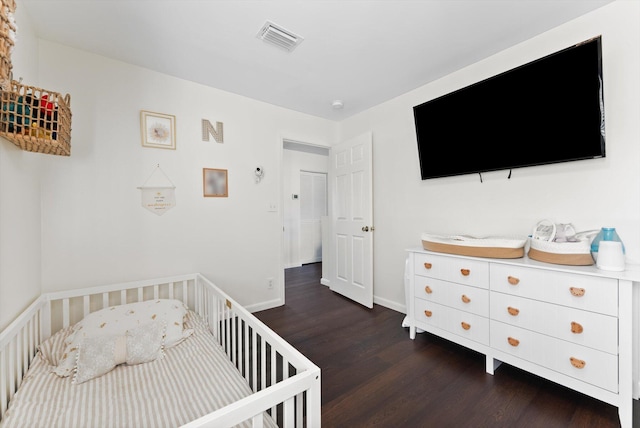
[279,137,331,303]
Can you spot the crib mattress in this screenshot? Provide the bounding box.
[0,311,277,428]
[421,233,527,259]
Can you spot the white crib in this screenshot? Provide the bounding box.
[0,273,321,427]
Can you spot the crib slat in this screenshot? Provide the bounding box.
[251,413,264,428]
[26,317,34,368]
[168,283,174,299]
[296,392,304,427]
[231,312,237,367]
[243,320,249,378]
[137,287,143,302]
[83,295,90,318]
[252,328,258,392]
[270,346,277,416]
[282,356,293,428]
[62,298,70,328]
[1,347,7,416]
[8,341,15,402]
[223,305,228,352]
[209,288,214,335]
[41,301,51,341]
[121,289,127,305]
[102,292,109,309]
[13,335,21,391]
[260,334,266,393]
[16,330,23,389]
[283,395,294,427]
[153,284,159,299]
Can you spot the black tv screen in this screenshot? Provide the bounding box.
[413,36,605,180]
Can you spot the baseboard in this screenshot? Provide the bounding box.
[246,298,283,313]
[373,295,405,314]
[317,279,405,313]
[285,263,302,269]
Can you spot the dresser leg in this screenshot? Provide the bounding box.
[618,402,631,428]
[486,356,501,375]
[409,325,416,340]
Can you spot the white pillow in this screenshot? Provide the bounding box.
[54,299,193,377]
[73,321,165,384]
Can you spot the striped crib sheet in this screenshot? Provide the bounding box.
[0,311,277,428]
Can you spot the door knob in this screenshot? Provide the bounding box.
[362,226,369,232]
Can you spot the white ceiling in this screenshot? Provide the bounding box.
[19,0,614,121]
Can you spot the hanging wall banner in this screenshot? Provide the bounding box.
[138,165,177,216]
[140,186,176,216]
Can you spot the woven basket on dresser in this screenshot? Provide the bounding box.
[0,79,72,156]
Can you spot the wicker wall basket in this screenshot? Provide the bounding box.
[0,0,16,89]
[0,79,72,156]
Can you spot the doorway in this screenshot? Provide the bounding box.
[282,140,329,270]
[299,171,327,265]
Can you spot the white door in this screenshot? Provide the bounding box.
[328,132,373,308]
[300,171,327,264]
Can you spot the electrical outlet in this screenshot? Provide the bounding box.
[267,277,274,289]
[267,202,277,212]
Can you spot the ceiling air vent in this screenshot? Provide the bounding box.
[257,21,304,52]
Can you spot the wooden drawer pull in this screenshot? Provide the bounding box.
[570,287,585,297]
[424,262,432,269]
[571,321,584,334]
[507,337,520,347]
[461,322,471,330]
[570,357,586,369]
[424,310,432,317]
[461,294,470,303]
[460,268,470,276]
[424,286,433,294]
[507,276,520,285]
[507,306,520,316]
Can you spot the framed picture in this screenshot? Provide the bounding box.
[141,110,176,149]
[203,168,228,197]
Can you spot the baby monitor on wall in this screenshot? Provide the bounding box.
[255,166,264,182]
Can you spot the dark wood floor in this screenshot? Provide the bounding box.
[255,263,638,428]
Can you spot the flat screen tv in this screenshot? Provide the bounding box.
[413,36,605,180]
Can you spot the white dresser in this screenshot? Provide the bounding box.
[405,248,640,428]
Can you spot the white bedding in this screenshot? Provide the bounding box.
[0,311,277,428]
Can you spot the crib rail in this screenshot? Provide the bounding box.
[0,295,46,418]
[191,275,321,427]
[0,273,321,428]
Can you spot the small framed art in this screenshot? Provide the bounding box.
[141,110,176,149]
[203,168,228,197]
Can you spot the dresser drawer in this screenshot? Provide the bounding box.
[415,299,489,345]
[491,320,618,392]
[414,252,489,289]
[490,264,618,316]
[490,292,617,354]
[415,276,489,317]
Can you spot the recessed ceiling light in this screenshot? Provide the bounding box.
[332,100,344,110]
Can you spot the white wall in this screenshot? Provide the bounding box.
[0,5,42,330]
[282,147,329,268]
[33,41,336,311]
[339,1,640,312]
[2,1,637,330]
